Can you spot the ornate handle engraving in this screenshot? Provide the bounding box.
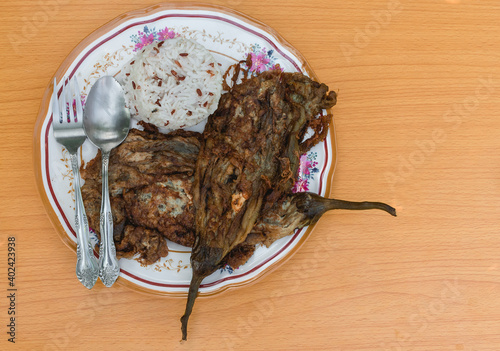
[98,151,120,287]
[71,153,99,289]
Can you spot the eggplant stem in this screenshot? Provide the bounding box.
[326,198,397,216]
[180,272,205,341]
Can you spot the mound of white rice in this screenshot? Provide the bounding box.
[120,37,222,129]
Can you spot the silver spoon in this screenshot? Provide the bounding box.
[83,76,130,287]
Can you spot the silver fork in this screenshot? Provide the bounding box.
[52,77,99,289]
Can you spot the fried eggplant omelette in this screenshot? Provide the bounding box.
[81,123,394,267]
[82,143,395,267]
[81,123,201,265]
[80,67,396,341]
[181,68,395,339]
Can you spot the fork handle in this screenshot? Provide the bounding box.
[98,151,120,287]
[70,152,99,289]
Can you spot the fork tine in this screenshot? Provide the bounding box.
[52,77,61,124]
[60,78,67,123]
[65,78,75,123]
[72,77,83,122]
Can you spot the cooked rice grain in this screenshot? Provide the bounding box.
[121,38,222,129]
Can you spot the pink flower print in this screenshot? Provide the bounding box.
[250,52,270,73]
[292,177,309,193]
[298,154,312,176]
[134,33,155,51]
[158,28,176,40]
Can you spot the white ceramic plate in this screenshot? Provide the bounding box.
[34,3,336,296]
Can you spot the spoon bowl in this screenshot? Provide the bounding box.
[83,75,130,287]
[83,76,130,152]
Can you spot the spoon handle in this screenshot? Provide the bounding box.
[70,152,99,289]
[98,151,120,287]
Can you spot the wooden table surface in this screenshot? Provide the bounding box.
[1,0,499,350]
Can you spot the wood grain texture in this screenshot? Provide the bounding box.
[1,0,500,350]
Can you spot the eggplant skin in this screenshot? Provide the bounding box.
[192,69,337,262]
[182,69,338,340]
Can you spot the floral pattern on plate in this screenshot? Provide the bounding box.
[293,152,320,193]
[247,44,283,73]
[130,26,178,51]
